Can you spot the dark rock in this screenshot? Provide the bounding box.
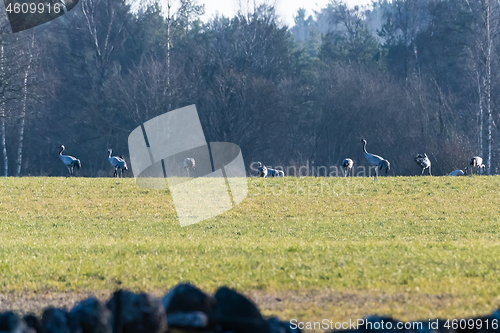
[166,312,208,329]
[23,314,45,333]
[0,312,30,333]
[267,317,302,333]
[214,287,263,321]
[68,298,112,333]
[161,283,215,329]
[106,290,166,333]
[213,286,269,333]
[41,308,70,333]
[491,309,500,321]
[162,283,216,315]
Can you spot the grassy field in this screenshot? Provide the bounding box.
[0,176,500,330]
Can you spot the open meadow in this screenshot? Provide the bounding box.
[0,176,500,331]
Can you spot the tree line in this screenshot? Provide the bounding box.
[0,0,499,177]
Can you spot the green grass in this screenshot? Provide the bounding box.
[1,176,500,325]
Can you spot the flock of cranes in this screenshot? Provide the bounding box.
[59,145,198,178]
[445,157,485,176]
[260,138,488,178]
[59,145,128,177]
[352,140,486,178]
[60,139,488,178]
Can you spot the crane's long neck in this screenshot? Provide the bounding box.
[59,147,64,155]
[108,150,112,158]
[362,141,367,153]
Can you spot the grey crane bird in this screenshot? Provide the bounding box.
[414,153,431,176]
[360,139,390,179]
[108,149,128,178]
[184,158,195,177]
[379,159,391,175]
[470,156,485,175]
[342,158,354,177]
[257,162,267,177]
[257,161,284,177]
[448,167,468,176]
[59,145,80,176]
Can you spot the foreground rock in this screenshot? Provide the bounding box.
[107,290,166,333]
[1,284,499,332]
[68,298,112,333]
[162,283,215,329]
[0,311,31,333]
[41,307,70,333]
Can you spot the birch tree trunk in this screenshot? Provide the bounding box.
[486,0,492,175]
[477,71,484,158]
[0,43,7,177]
[1,113,5,177]
[16,34,34,176]
[165,0,172,112]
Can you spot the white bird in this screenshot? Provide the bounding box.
[360,139,390,178]
[414,153,431,176]
[108,149,128,178]
[184,158,195,177]
[59,145,81,176]
[470,156,485,175]
[448,167,468,176]
[342,158,354,177]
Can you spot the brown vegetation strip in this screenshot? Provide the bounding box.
[1,289,494,322]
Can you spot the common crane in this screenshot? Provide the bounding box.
[342,158,354,177]
[360,139,390,179]
[59,145,81,176]
[470,156,485,175]
[108,149,128,178]
[448,167,468,176]
[257,162,284,177]
[183,158,195,177]
[414,153,431,176]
